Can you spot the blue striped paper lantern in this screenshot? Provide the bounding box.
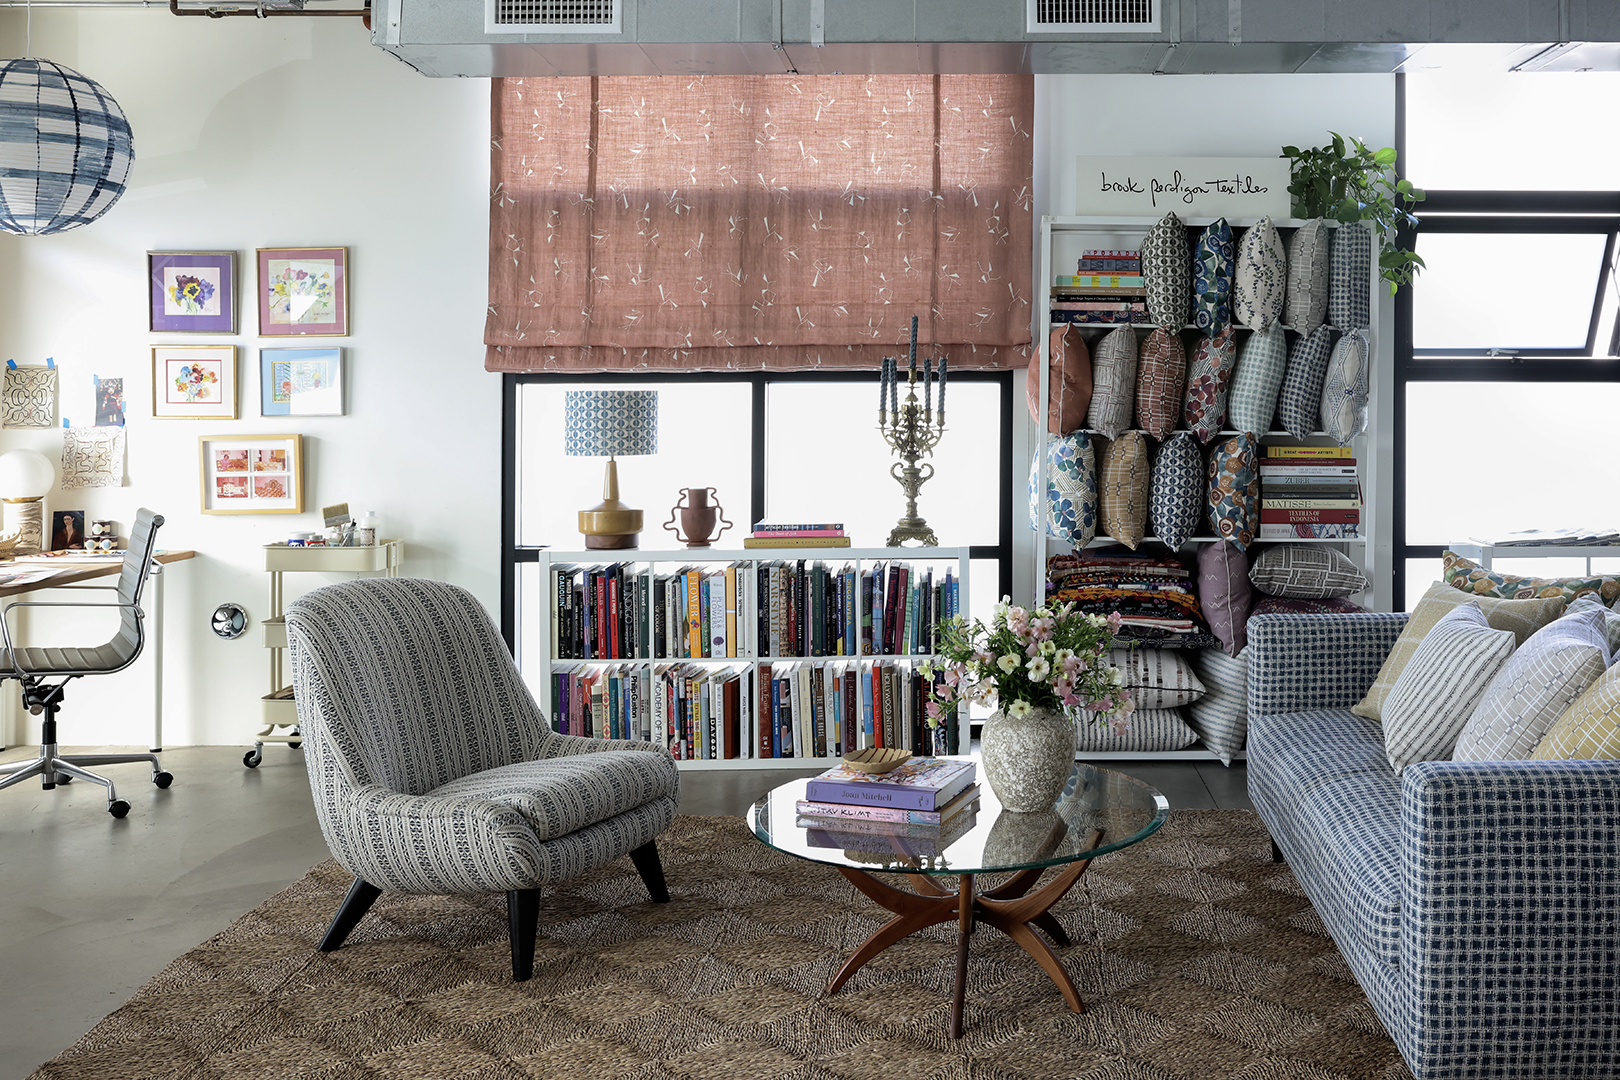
[0,59,133,235]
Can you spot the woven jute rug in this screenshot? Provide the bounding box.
[32,811,1413,1080]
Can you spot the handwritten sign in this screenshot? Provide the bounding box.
[1075,156,1292,219]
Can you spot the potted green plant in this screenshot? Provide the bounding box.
[1281,132,1425,296]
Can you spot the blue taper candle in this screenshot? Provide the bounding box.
[879,357,889,416]
[938,356,947,418]
[924,358,932,417]
[890,356,899,416]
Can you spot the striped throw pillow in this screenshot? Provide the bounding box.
[1382,602,1516,774]
[1110,647,1206,708]
[1187,648,1248,762]
[1076,707,1197,753]
[1086,325,1138,440]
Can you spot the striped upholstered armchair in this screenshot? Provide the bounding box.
[285,577,680,981]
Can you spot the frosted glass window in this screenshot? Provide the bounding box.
[1404,559,1442,613]
[1413,233,1607,351]
[1406,73,1620,191]
[1404,382,1620,548]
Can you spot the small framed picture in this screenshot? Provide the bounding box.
[260,347,343,416]
[200,434,303,514]
[257,247,347,337]
[152,344,237,420]
[50,510,86,551]
[149,251,236,334]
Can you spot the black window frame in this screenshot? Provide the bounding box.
[500,369,1015,649]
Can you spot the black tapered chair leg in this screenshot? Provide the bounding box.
[629,839,669,903]
[320,877,382,952]
[1271,839,1284,864]
[508,888,540,981]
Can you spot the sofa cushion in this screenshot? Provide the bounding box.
[1533,659,1620,759]
[1382,602,1516,774]
[1443,549,1620,606]
[429,750,680,843]
[1250,596,1365,617]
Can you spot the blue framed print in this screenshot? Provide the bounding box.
[260,347,342,416]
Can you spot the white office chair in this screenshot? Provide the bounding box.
[0,508,171,818]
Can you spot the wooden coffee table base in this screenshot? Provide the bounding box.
[826,828,1105,1039]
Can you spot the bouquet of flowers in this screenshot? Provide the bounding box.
[923,598,1132,730]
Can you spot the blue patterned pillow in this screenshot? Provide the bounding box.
[1183,327,1237,445]
[1150,431,1203,550]
[1320,329,1371,444]
[1027,433,1098,548]
[1086,325,1138,440]
[1206,433,1260,552]
[1275,325,1335,441]
[1193,218,1234,336]
[1232,218,1286,329]
[1226,322,1288,435]
[1141,212,1190,332]
[1329,222,1372,331]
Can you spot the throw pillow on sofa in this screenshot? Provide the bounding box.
[1248,544,1370,598]
[1351,581,1565,722]
[1026,323,1092,435]
[1075,707,1198,752]
[1110,648,1206,708]
[1087,325,1139,440]
[1382,602,1516,775]
[1186,647,1248,762]
[1533,649,1620,760]
[1443,549,1620,606]
[1197,540,1252,655]
[1453,601,1609,763]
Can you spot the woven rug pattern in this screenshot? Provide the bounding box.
[33,810,1413,1080]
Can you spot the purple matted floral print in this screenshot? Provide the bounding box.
[149,252,236,334]
[257,247,347,337]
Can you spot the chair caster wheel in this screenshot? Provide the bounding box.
[243,751,261,769]
[57,774,72,783]
[289,741,302,750]
[109,800,130,819]
[154,771,173,789]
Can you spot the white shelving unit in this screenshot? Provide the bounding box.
[1447,544,1620,572]
[533,546,970,771]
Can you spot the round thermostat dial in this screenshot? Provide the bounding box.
[211,603,249,640]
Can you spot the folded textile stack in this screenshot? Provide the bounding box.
[1045,546,1218,650]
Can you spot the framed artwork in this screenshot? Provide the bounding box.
[152,344,237,419]
[200,434,303,514]
[50,510,85,551]
[257,247,347,337]
[260,347,343,416]
[149,251,237,334]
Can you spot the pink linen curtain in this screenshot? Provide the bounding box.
[485,74,1033,372]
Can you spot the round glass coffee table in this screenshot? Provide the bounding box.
[749,760,1169,1038]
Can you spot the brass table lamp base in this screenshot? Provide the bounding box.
[578,458,643,549]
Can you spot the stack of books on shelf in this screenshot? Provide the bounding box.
[794,757,981,861]
[1050,250,1147,325]
[1259,445,1361,539]
[743,522,850,549]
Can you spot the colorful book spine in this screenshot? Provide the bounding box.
[1264,446,1356,459]
[1262,497,1363,509]
[748,529,845,538]
[1257,522,1362,539]
[743,536,853,548]
[1051,300,1147,311]
[1056,274,1147,288]
[1048,310,1149,324]
[1260,508,1361,523]
[1258,464,1358,477]
[752,522,845,533]
[1260,476,1363,489]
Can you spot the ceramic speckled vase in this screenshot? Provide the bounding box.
[981,705,1075,813]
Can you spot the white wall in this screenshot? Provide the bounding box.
[0,11,495,747]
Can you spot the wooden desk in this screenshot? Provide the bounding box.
[0,550,195,752]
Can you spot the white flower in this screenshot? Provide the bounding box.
[997,653,1020,674]
[1109,665,1125,685]
[1054,648,1075,663]
[1008,699,1033,718]
[1027,657,1051,682]
[1039,640,1057,657]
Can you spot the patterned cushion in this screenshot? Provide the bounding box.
[1074,707,1197,752]
[1140,212,1189,332]
[1533,661,1620,760]
[1182,327,1236,444]
[1285,218,1332,335]
[1110,647,1205,707]
[1248,544,1370,599]
[1205,433,1260,553]
[1134,327,1186,441]
[1249,596,1365,617]
[430,751,680,843]
[1185,648,1248,760]
[1026,434,1098,549]
[1453,603,1609,763]
[1192,218,1234,336]
[1275,325,1335,441]
[1382,602,1516,774]
[1149,431,1202,550]
[1099,431,1150,551]
[1026,323,1092,436]
[1086,325,1138,440]
[1197,540,1252,656]
[1329,221,1372,331]
[1226,321,1288,435]
[1442,549,1620,606]
[1319,328,1370,445]
[1352,581,1565,722]
[1232,217,1286,329]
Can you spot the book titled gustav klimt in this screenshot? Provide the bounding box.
[804,757,976,812]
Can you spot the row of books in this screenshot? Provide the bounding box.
[742,521,852,550]
[549,559,961,661]
[1052,250,1151,324]
[1258,445,1361,539]
[795,757,981,859]
[548,659,962,760]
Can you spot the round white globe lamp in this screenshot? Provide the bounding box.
[0,449,56,554]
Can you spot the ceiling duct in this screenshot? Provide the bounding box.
[1027,0,1157,35]
[487,0,620,35]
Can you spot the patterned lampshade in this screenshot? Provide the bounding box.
[0,59,133,235]
[563,390,658,457]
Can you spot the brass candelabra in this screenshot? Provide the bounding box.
[879,318,947,547]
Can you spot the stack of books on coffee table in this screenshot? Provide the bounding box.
[794,757,980,859]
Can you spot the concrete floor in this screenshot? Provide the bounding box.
[0,742,1251,1075]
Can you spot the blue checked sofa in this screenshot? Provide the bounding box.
[286,577,681,981]
[1246,612,1620,1080]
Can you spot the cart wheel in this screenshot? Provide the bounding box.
[154,771,174,789]
[108,799,130,819]
[288,740,302,750]
[243,750,261,769]
[288,726,302,750]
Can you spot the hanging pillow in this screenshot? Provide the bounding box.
[1134,327,1186,442]
[1226,321,1288,435]
[1140,212,1190,332]
[1183,327,1237,445]
[1232,217,1286,329]
[1285,218,1332,335]
[1026,323,1092,436]
[1192,218,1234,336]
[1320,328,1371,444]
[1275,325,1335,441]
[1086,325,1138,440]
[1149,431,1203,550]
[1026,433,1098,549]
[1206,433,1260,552]
[1329,221,1372,331]
[1099,431,1151,551]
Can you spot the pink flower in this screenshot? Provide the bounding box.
[1106,611,1124,633]
[1061,654,1083,675]
[926,700,942,720]
[1030,616,1055,640]
[944,668,960,687]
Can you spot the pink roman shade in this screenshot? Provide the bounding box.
[485,75,1034,372]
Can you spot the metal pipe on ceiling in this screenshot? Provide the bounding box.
[166,0,368,17]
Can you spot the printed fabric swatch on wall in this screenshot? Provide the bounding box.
[61,426,125,489]
[3,359,58,428]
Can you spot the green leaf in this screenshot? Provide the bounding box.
[1331,132,1346,157]
[1395,178,1412,194]
[1373,146,1398,165]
